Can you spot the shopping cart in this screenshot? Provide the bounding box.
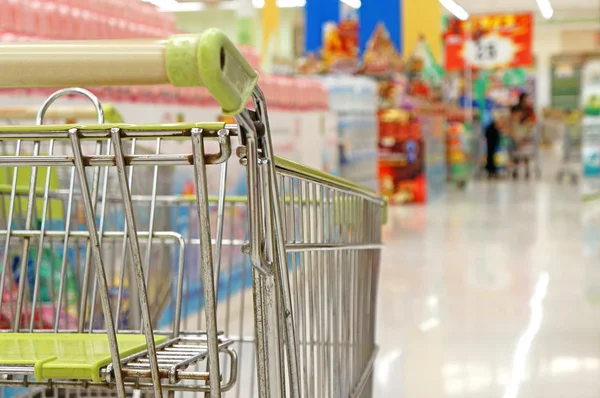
[0,102,124,125]
[507,123,543,180]
[0,29,386,398]
[556,118,582,184]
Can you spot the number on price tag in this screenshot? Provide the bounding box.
[465,34,517,68]
[475,41,497,62]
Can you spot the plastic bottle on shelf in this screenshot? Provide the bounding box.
[72,6,86,39]
[92,0,106,17]
[312,82,319,111]
[44,2,58,38]
[63,0,79,8]
[290,77,301,111]
[90,11,103,39]
[189,87,200,105]
[275,76,285,110]
[177,87,190,106]
[0,0,6,32]
[196,87,209,106]
[301,79,309,111]
[84,0,100,13]
[126,20,139,38]
[41,1,59,39]
[147,4,161,31]
[1,0,20,34]
[123,0,136,23]
[319,80,328,110]
[16,0,34,36]
[103,0,119,19]
[118,18,129,38]
[188,88,199,106]
[307,80,315,111]
[55,3,72,39]
[85,9,100,39]
[312,80,321,111]
[296,78,305,111]
[284,77,296,110]
[163,12,176,34]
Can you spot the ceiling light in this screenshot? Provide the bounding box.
[536,0,554,19]
[439,0,469,21]
[142,0,180,8]
[341,0,361,9]
[252,0,306,7]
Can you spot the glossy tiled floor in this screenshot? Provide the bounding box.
[374,171,600,397]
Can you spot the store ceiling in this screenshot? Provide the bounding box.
[459,0,598,17]
[153,0,599,19]
[152,0,306,11]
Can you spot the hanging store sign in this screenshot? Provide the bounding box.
[444,13,533,71]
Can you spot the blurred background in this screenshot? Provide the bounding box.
[1,0,600,397]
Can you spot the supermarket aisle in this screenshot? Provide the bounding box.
[374,178,600,397]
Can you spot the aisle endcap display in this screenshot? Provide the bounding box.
[445,106,481,187]
[319,76,379,190]
[378,97,447,204]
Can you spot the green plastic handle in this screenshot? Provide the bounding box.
[166,29,259,115]
[0,29,258,116]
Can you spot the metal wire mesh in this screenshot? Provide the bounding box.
[0,126,237,396]
[275,170,382,398]
[0,86,385,398]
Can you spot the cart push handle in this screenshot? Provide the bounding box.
[0,29,259,116]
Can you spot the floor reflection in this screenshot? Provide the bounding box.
[375,177,600,397]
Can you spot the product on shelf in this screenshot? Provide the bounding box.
[446,107,475,187]
[377,99,447,204]
[0,0,176,40]
[320,76,379,190]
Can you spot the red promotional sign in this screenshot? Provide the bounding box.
[444,13,533,71]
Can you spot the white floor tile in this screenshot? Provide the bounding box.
[374,176,600,397]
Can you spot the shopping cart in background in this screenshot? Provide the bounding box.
[506,122,543,180]
[531,123,544,179]
[540,108,566,147]
[0,29,385,398]
[556,116,582,184]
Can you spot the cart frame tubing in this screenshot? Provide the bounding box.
[236,87,385,397]
[239,88,300,398]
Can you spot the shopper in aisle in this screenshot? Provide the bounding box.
[485,112,506,179]
[508,92,536,178]
[508,105,535,179]
[515,91,536,124]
